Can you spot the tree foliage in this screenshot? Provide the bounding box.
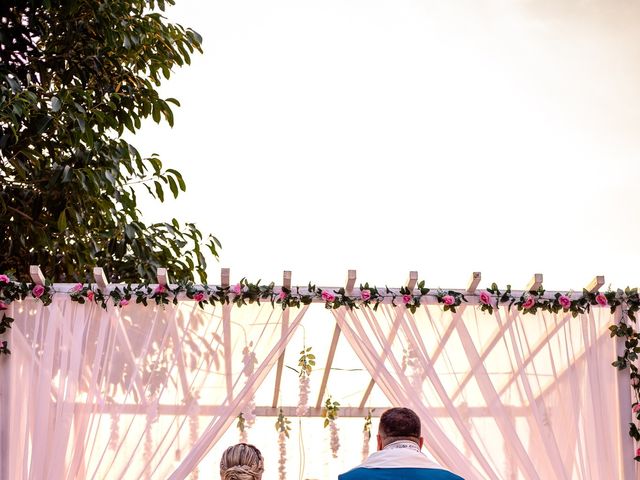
[0,0,219,282]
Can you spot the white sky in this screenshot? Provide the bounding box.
[134,0,640,291]
[125,3,640,476]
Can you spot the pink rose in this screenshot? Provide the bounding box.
[636,447,640,457]
[278,291,287,301]
[32,284,45,298]
[522,296,535,310]
[87,290,94,302]
[595,293,608,306]
[0,301,7,310]
[119,299,129,307]
[194,292,206,302]
[70,283,83,293]
[479,291,492,305]
[402,294,412,304]
[154,284,166,294]
[633,404,640,413]
[361,289,371,301]
[632,377,640,387]
[0,274,10,284]
[558,295,571,309]
[443,295,455,306]
[321,291,335,302]
[231,283,242,295]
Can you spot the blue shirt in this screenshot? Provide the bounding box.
[339,467,464,479]
[338,441,464,480]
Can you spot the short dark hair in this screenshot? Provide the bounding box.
[379,407,421,439]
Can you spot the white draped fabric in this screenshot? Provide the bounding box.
[2,297,307,480]
[333,304,630,480]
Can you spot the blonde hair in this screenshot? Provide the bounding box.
[220,443,264,480]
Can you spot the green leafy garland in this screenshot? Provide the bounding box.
[1,275,639,461]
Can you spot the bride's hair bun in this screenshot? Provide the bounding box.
[220,443,264,480]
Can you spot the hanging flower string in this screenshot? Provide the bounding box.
[109,414,120,451]
[1,274,639,461]
[275,408,291,480]
[403,344,426,390]
[296,347,315,416]
[188,396,200,480]
[240,344,258,439]
[323,396,340,458]
[362,409,373,462]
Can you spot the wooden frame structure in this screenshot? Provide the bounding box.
[4,267,633,479]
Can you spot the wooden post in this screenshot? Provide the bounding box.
[29,265,45,285]
[156,267,169,286]
[346,270,357,295]
[525,273,543,292]
[222,268,232,396]
[406,271,418,291]
[93,267,109,291]
[466,272,481,294]
[616,306,636,479]
[272,271,291,407]
[0,335,9,479]
[221,268,230,288]
[585,275,605,293]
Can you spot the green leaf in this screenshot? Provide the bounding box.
[61,165,72,183]
[154,181,165,202]
[167,175,178,198]
[57,210,67,232]
[51,96,61,112]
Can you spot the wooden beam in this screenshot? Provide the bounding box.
[406,271,418,291]
[466,272,481,294]
[29,265,45,285]
[585,275,605,293]
[92,267,109,291]
[156,267,169,286]
[359,379,376,409]
[223,304,233,397]
[316,323,341,408]
[495,310,576,397]
[525,273,543,292]
[221,268,230,288]
[272,270,291,407]
[85,403,531,417]
[359,308,405,408]
[346,270,357,294]
[449,310,521,402]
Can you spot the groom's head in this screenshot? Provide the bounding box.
[377,407,423,450]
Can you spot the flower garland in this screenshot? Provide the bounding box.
[275,408,291,480]
[0,274,639,462]
[323,396,340,458]
[296,347,315,416]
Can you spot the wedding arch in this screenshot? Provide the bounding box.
[0,267,637,479]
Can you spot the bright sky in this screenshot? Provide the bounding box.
[134,0,640,290]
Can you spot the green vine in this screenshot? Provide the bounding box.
[322,396,340,428]
[363,409,373,439]
[236,413,246,434]
[298,347,316,377]
[275,408,291,438]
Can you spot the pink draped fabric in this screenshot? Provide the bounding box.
[333,304,631,480]
[2,297,307,480]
